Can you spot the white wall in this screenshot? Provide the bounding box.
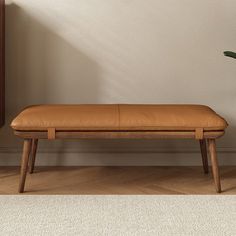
[0,0,236,166]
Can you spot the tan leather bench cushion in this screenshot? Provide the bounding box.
[11,104,227,131]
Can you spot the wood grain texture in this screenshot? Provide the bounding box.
[18,139,32,193]
[208,139,221,193]
[0,0,4,127]
[15,135,221,193]
[199,139,209,174]
[28,139,38,174]
[1,166,235,195]
[14,130,225,140]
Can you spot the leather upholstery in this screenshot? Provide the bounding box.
[11,105,119,131]
[11,104,228,131]
[118,105,227,131]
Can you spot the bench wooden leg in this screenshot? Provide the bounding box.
[29,139,38,174]
[199,139,209,174]
[208,139,221,193]
[19,139,32,193]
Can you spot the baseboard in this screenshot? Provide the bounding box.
[0,149,235,166]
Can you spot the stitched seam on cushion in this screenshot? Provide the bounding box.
[11,126,227,130]
[11,126,227,129]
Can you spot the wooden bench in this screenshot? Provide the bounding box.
[11,104,228,193]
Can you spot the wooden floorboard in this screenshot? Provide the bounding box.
[0,166,236,194]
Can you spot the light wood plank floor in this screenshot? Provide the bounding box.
[0,166,236,194]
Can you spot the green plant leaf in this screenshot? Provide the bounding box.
[224,51,236,59]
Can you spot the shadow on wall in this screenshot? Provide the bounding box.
[0,3,102,150]
[0,3,233,166]
[1,3,186,165]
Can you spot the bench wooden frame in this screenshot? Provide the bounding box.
[15,130,224,193]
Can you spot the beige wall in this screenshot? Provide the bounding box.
[0,0,236,165]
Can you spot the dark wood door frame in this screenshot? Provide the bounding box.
[0,0,4,127]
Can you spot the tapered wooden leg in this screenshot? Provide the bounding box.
[19,139,32,193]
[29,139,38,174]
[208,139,221,193]
[199,139,209,174]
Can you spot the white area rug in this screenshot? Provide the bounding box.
[0,196,236,236]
